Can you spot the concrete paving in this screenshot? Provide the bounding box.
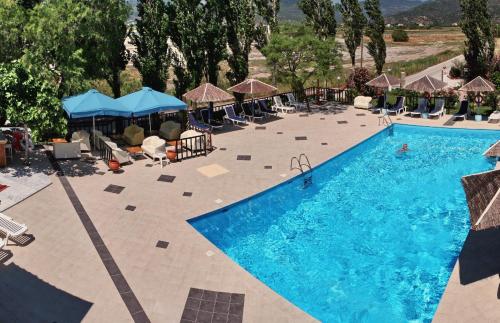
[1,107,499,322]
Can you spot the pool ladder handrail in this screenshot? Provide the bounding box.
[290,153,313,187]
[378,110,393,127]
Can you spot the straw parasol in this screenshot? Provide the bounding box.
[405,75,448,93]
[183,83,234,105]
[366,73,401,91]
[484,141,500,158]
[459,76,496,93]
[227,79,277,95]
[461,169,500,231]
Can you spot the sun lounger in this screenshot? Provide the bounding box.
[286,93,307,110]
[0,213,28,243]
[188,112,212,132]
[272,96,295,113]
[453,100,470,120]
[429,99,445,118]
[370,95,385,113]
[241,102,265,122]
[257,100,278,117]
[488,111,500,123]
[223,105,247,125]
[387,96,405,115]
[410,98,429,117]
[200,109,224,129]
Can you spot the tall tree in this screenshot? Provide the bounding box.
[17,0,42,10]
[203,0,227,85]
[0,0,26,63]
[167,0,206,97]
[364,0,386,75]
[460,0,495,81]
[86,0,131,98]
[23,0,90,97]
[130,0,171,92]
[339,0,366,67]
[298,0,336,39]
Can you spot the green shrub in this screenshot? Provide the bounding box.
[391,28,409,42]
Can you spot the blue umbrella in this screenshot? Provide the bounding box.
[62,89,130,147]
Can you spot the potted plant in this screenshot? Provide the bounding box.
[108,159,120,172]
[167,149,177,162]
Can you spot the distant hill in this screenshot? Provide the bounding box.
[388,0,500,26]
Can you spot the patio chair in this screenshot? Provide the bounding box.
[223,105,247,125]
[71,130,91,151]
[488,111,500,123]
[141,136,166,159]
[188,112,211,132]
[0,213,28,244]
[105,141,131,165]
[429,99,445,118]
[387,96,405,115]
[286,93,307,111]
[453,100,470,120]
[240,102,265,122]
[200,108,224,129]
[257,100,278,118]
[354,96,373,110]
[272,96,295,113]
[370,95,385,113]
[410,98,429,117]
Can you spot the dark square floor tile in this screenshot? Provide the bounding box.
[145,164,153,167]
[356,113,366,116]
[320,118,325,120]
[199,300,215,312]
[219,147,227,151]
[397,118,402,120]
[216,292,231,303]
[295,136,307,141]
[104,184,125,194]
[125,205,136,211]
[132,155,147,161]
[230,293,245,304]
[155,240,169,249]
[299,114,309,117]
[236,155,251,161]
[183,192,193,197]
[185,297,201,310]
[321,143,328,146]
[181,308,197,321]
[214,301,230,314]
[157,175,176,183]
[255,126,266,130]
[229,303,244,316]
[264,165,272,169]
[337,121,348,124]
[276,132,283,134]
[196,310,213,323]
[188,288,204,299]
[228,315,243,323]
[212,312,229,323]
[360,124,366,127]
[202,290,217,301]
[96,171,105,175]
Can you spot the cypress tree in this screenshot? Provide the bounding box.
[340,0,366,67]
[364,0,386,75]
[460,0,495,80]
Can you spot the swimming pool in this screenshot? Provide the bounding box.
[189,124,498,322]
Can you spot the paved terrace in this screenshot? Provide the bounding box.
[1,106,500,322]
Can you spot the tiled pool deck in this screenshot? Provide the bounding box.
[2,107,500,322]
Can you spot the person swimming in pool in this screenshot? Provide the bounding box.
[398,144,409,153]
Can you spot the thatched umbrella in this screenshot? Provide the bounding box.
[228,79,277,118]
[405,75,448,94]
[484,141,500,158]
[461,169,500,231]
[366,73,401,91]
[459,76,496,109]
[183,83,234,105]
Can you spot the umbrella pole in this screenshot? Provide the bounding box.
[93,116,96,150]
[149,114,152,134]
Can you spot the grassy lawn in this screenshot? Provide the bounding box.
[384,49,462,77]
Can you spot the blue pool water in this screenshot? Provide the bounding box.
[189,124,498,322]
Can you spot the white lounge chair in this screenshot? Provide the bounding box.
[488,111,500,123]
[223,106,247,125]
[272,96,295,113]
[105,141,131,165]
[71,130,91,151]
[286,93,307,110]
[141,136,166,159]
[429,99,445,118]
[410,98,429,117]
[0,213,28,244]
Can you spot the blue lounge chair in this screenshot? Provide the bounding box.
[223,105,247,125]
[188,112,211,132]
[429,99,445,118]
[453,100,470,120]
[257,100,278,117]
[387,96,405,115]
[201,108,224,129]
[370,95,385,113]
[241,102,265,122]
[410,98,428,117]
